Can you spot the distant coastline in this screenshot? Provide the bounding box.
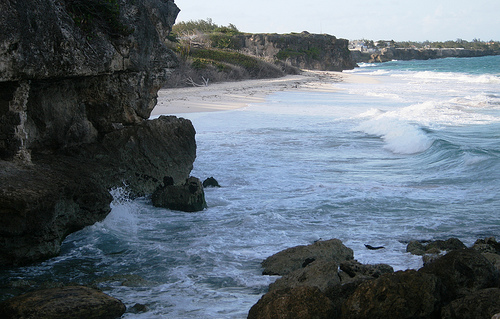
[351,47,500,63]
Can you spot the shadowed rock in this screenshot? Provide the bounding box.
[0,286,126,319]
[248,286,336,319]
[152,176,207,212]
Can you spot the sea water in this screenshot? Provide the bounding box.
[1,56,499,318]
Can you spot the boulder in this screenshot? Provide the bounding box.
[341,270,442,319]
[420,249,499,301]
[247,286,336,319]
[0,286,126,319]
[407,238,466,256]
[152,176,207,212]
[203,177,221,188]
[269,260,340,292]
[472,237,500,255]
[441,288,500,319]
[261,239,354,276]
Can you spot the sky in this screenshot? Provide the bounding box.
[174,0,500,42]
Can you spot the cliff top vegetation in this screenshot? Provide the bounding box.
[351,38,500,51]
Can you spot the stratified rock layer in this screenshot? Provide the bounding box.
[0,0,196,265]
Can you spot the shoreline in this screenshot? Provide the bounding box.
[151,71,377,117]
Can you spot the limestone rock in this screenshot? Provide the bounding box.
[406,238,466,256]
[472,237,500,255]
[420,249,499,301]
[239,33,356,71]
[0,0,198,265]
[247,286,336,319]
[269,260,340,292]
[0,286,126,319]
[342,270,442,319]
[152,176,207,212]
[441,288,500,319]
[339,260,394,280]
[261,239,354,276]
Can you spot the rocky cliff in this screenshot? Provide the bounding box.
[0,0,196,265]
[236,32,356,71]
[351,47,500,63]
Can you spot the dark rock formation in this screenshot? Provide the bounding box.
[441,288,500,319]
[203,176,221,188]
[0,0,198,265]
[351,47,500,63]
[151,176,207,212]
[248,286,336,319]
[342,270,443,319]
[420,249,499,302]
[268,260,341,292]
[0,286,126,319]
[250,238,500,319]
[261,239,354,276]
[339,260,394,280]
[237,32,357,71]
[407,238,466,256]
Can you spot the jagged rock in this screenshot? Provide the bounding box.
[261,239,354,276]
[342,270,443,319]
[203,177,221,188]
[407,238,466,256]
[247,286,336,319]
[0,286,126,319]
[152,176,207,212]
[0,159,112,266]
[269,260,340,292]
[441,288,500,319]
[339,260,394,280]
[472,237,500,254]
[420,249,499,301]
[0,0,198,265]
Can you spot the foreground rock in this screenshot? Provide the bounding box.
[0,0,197,265]
[248,286,335,319]
[0,286,125,319]
[261,238,354,276]
[249,238,500,319]
[343,270,442,319]
[152,176,207,212]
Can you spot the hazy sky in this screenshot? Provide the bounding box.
[174,0,500,42]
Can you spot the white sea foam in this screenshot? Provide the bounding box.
[354,116,433,154]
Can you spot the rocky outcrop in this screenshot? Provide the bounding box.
[249,238,500,319]
[261,238,354,276]
[0,286,126,319]
[237,32,357,71]
[342,270,443,319]
[0,0,197,265]
[152,176,207,212]
[248,286,336,319]
[351,47,500,63]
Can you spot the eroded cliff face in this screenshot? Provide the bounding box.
[0,0,196,265]
[237,32,356,71]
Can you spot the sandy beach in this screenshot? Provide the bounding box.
[151,71,376,117]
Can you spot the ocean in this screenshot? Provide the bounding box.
[1,55,499,318]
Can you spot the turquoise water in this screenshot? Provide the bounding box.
[1,56,499,318]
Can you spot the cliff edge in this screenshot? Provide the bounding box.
[0,0,196,265]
